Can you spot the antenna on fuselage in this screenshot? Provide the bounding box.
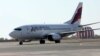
[42,16,46,24]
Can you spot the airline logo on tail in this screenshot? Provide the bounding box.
[71,6,82,24]
[71,2,82,24]
[65,2,83,25]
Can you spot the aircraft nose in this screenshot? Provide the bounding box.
[9,31,15,38]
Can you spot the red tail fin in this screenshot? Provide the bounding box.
[71,6,82,24]
[65,2,83,25]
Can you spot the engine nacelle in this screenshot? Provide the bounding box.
[47,33,61,41]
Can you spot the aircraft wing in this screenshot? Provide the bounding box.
[60,28,100,37]
[79,22,100,27]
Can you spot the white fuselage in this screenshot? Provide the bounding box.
[9,24,79,40]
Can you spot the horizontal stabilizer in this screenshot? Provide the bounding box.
[60,28,100,36]
[79,22,100,27]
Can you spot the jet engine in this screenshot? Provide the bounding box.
[47,33,61,41]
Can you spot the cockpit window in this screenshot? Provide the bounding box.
[14,28,22,31]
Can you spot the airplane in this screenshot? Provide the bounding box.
[9,2,100,45]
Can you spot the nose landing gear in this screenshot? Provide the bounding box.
[19,41,23,45]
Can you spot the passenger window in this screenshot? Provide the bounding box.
[14,28,22,31]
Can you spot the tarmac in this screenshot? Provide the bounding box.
[0,39,100,56]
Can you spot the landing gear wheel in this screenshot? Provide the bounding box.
[40,40,45,44]
[19,41,23,45]
[55,40,60,43]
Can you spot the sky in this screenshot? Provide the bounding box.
[0,0,100,39]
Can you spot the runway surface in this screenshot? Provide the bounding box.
[0,39,100,56]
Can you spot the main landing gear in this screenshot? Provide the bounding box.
[19,41,23,45]
[55,40,60,43]
[40,39,45,44]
